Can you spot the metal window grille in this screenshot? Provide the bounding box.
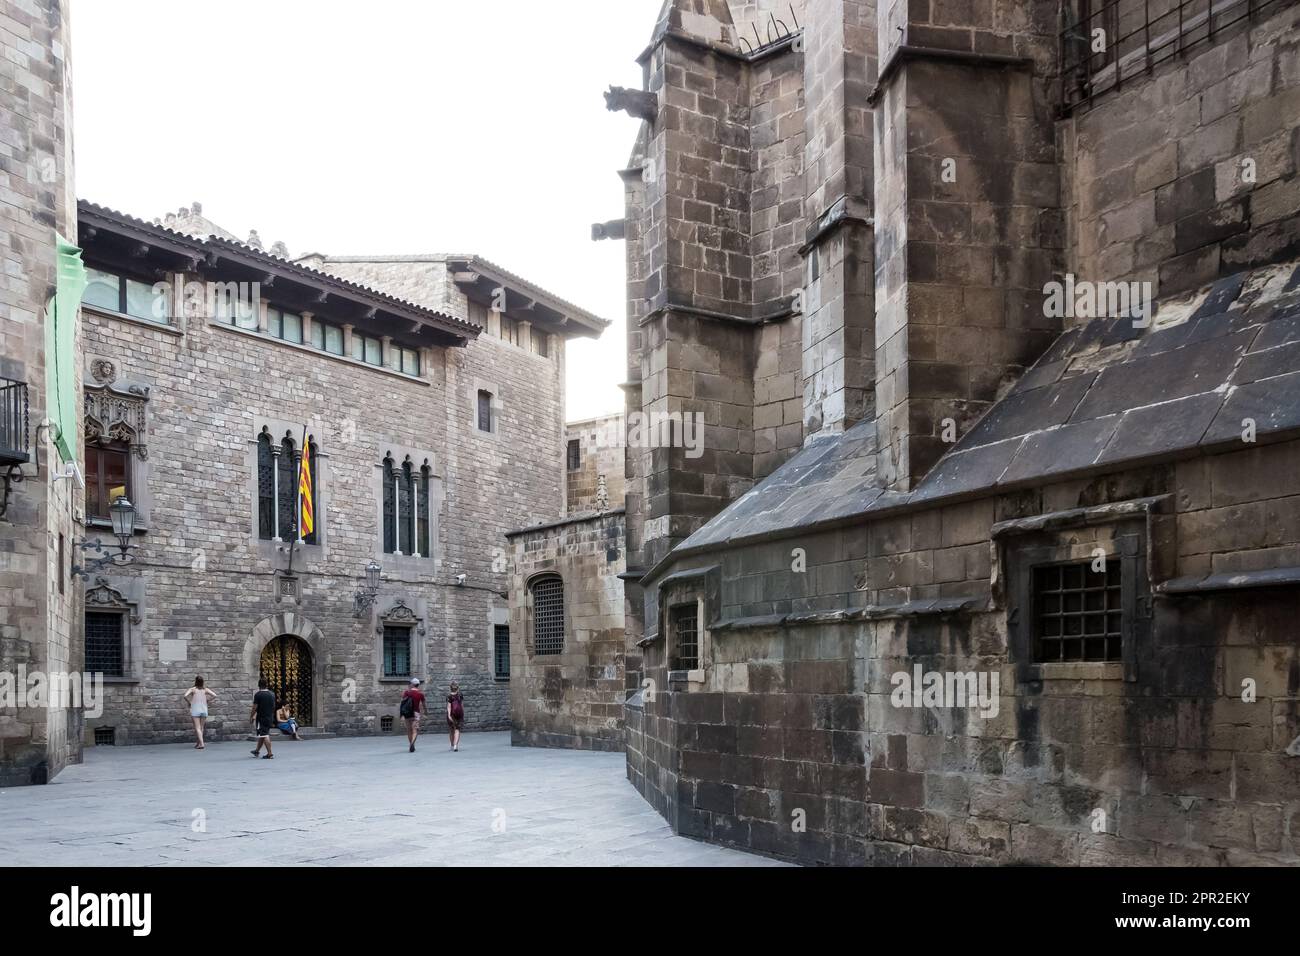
[93,726,116,746]
[671,604,700,670]
[398,461,415,555]
[417,467,431,558]
[567,439,581,471]
[0,377,29,466]
[1060,0,1284,114]
[1034,561,1124,662]
[380,715,394,733]
[477,390,493,433]
[383,626,412,678]
[85,611,125,677]
[494,624,511,680]
[532,577,565,655]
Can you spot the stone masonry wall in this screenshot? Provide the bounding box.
[507,510,626,751]
[1062,2,1300,299]
[0,0,82,785]
[566,414,626,514]
[629,440,1300,864]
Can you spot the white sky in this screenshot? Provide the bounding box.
[69,0,665,421]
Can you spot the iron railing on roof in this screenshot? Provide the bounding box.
[737,4,802,57]
[0,377,29,467]
[1060,0,1290,113]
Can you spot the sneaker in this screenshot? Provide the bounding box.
[250,750,260,757]
[262,754,274,760]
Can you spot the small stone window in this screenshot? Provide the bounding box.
[493,624,510,681]
[567,438,581,471]
[382,625,412,678]
[85,611,126,677]
[93,726,116,746]
[380,715,394,733]
[477,390,493,433]
[1033,561,1124,662]
[670,603,700,671]
[531,576,564,656]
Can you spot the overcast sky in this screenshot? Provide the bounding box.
[69,0,664,420]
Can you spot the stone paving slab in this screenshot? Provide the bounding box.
[0,732,784,867]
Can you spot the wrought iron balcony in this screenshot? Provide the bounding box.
[0,377,29,467]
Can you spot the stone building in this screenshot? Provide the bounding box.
[0,0,82,785]
[74,200,607,745]
[606,0,1300,865]
[566,412,627,513]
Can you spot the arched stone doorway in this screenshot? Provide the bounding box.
[247,612,327,728]
[260,635,314,726]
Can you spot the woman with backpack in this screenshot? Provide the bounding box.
[446,682,465,751]
[399,678,426,753]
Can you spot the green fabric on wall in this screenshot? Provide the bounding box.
[45,233,87,462]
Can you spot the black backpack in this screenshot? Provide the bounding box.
[399,694,415,719]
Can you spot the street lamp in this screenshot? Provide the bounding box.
[73,495,138,577]
[353,560,382,617]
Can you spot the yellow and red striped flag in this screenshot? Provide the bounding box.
[298,442,315,538]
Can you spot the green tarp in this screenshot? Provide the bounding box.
[44,233,86,462]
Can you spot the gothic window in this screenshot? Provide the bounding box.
[531,576,564,656]
[493,624,510,681]
[417,463,431,558]
[382,455,397,554]
[85,610,125,677]
[671,603,700,671]
[383,455,431,557]
[383,626,412,679]
[257,431,275,539]
[276,435,298,542]
[398,459,414,555]
[85,441,131,521]
[258,429,319,542]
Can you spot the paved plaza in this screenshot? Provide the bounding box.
[0,731,783,867]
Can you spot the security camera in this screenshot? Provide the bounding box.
[52,460,85,490]
[455,573,467,587]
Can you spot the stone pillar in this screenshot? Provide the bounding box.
[0,0,82,785]
[800,0,877,437]
[872,0,1063,490]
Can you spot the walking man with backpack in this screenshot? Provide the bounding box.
[400,678,426,753]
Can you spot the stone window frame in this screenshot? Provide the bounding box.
[83,575,145,684]
[493,623,511,681]
[654,565,722,690]
[248,415,330,563]
[82,376,154,532]
[374,599,427,684]
[998,506,1159,685]
[471,376,502,440]
[525,572,566,657]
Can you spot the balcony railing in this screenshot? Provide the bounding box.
[0,377,30,467]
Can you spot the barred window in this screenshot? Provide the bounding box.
[671,603,700,671]
[86,611,125,677]
[531,576,564,656]
[494,624,510,680]
[567,438,581,471]
[382,455,397,554]
[398,460,414,555]
[383,626,412,678]
[477,390,493,433]
[1034,561,1124,662]
[276,435,298,542]
[257,431,275,539]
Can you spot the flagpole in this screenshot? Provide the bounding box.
[285,423,308,577]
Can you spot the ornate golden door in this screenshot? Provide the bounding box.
[259,635,313,725]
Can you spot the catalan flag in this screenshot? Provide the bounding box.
[298,438,314,538]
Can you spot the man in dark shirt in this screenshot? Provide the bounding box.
[250,678,278,759]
